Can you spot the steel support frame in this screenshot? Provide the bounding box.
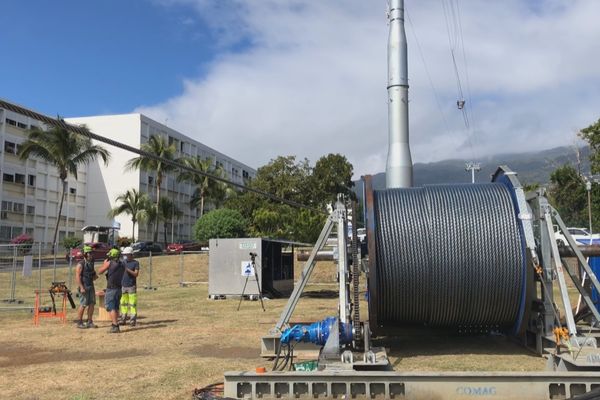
[553,209,600,299]
[529,193,557,342]
[224,371,600,399]
[272,200,350,334]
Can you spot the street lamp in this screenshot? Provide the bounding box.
[465,162,481,184]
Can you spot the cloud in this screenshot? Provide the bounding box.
[139,0,600,177]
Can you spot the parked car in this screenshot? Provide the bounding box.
[131,241,163,257]
[166,240,204,254]
[66,242,111,261]
[554,226,600,246]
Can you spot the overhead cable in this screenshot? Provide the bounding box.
[0,99,324,214]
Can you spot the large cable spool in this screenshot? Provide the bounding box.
[365,180,528,336]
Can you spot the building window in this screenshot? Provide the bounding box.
[0,226,10,239]
[15,174,25,184]
[3,173,14,183]
[242,170,249,179]
[12,227,22,237]
[5,118,16,127]
[17,122,27,129]
[69,188,76,195]
[180,141,185,153]
[4,141,16,154]
[13,203,24,213]
[25,227,34,236]
[29,124,37,130]
[26,205,35,214]
[148,176,154,185]
[28,175,36,186]
[1,201,12,211]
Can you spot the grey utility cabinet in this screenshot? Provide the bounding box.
[208,238,296,298]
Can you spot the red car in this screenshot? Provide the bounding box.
[66,242,111,261]
[166,240,204,254]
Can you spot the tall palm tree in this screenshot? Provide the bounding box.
[157,197,182,246]
[107,189,152,242]
[125,135,176,242]
[177,156,225,217]
[18,125,110,251]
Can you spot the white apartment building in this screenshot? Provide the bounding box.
[0,100,255,245]
[65,113,256,243]
[0,104,88,244]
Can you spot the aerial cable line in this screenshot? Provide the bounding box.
[442,0,476,157]
[455,0,476,139]
[406,9,452,136]
[0,99,325,215]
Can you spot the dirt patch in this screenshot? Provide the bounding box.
[189,344,259,359]
[0,344,149,368]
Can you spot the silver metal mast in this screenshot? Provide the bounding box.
[385,0,413,188]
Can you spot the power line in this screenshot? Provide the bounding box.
[442,0,476,157]
[406,9,452,136]
[0,99,324,215]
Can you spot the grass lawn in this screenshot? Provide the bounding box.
[0,254,547,399]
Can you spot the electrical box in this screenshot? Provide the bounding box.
[208,238,296,298]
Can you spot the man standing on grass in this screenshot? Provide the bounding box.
[98,248,125,333]
[75,245,98,329]
[119,246,140,326]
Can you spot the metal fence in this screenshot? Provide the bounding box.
[0,245,210,312]
[0,242,79,311]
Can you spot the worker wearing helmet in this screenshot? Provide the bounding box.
[119,246,139,326]
[75,245,98,329]
[98,247,125,333]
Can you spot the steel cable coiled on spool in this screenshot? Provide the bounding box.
[371,183,525,332]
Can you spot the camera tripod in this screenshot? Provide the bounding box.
[237,252,265,312]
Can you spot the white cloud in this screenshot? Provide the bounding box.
[139,0,600,177]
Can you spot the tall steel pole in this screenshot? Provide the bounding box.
[385,0,413,188]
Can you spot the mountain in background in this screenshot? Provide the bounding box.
[354,145,588,198]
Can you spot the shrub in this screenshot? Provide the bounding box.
[11,234,34,255]
[194,208,247,241]
[62,236,82,250]
[117,236,132,247]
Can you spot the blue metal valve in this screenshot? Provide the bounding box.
[280,317,352,346]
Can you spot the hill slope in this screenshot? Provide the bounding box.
[355,145,588,196]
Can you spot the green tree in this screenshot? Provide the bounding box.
[177,156,225,217]
[251,156,312,203]
[311,153,355,206]
[158,197,183,245]
[194,208,247,241]
[579,118,600,173]
[61,236,82,250]
[224,155,331,242]
[548,165,587,226]
[18,124,110,251]
[125,135,177,242]
[107,189,152,242]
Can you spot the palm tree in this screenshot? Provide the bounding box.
[18,125,110,251]
[107,189,152,242]
[157,197,182,246]
[125,135,176,242]
[177,156,225,217]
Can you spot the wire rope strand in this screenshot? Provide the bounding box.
[372,183,525,331]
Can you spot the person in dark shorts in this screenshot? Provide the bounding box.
[119,246,140,326]
[98,248,125,333]
[75,245,98,329]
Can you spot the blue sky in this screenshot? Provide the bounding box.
[2,1,600,175]
[0,0,222,116]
